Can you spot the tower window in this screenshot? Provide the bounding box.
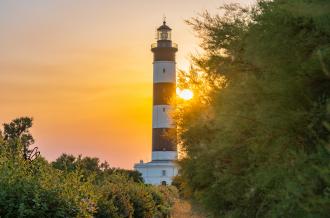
[162,170,166,176]
[163,107,165,112]
[163,68,166,73]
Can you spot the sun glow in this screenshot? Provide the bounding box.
[177,88,194,100]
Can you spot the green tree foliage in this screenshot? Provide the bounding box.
[52,153,144,183]
[176,1,330,217]
[0,118,177,217]
[0,117,36,160]
[96,178,178,218]
[52,153,77,172]
[0,152,97,217]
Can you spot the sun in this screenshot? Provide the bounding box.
[178,89,194,100]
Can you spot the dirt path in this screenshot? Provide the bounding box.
[171,199,205,218]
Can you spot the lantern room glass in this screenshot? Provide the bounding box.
[157,29,171,41]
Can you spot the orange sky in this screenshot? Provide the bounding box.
[0,0,254,168]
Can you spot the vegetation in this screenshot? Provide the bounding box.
[175,0,330,217]
[2,1,329,217]
[0,117,178,217]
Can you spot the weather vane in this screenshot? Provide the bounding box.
[163,14,166,24]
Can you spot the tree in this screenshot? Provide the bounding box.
[0,117,39,160]
[176,1,330,217]
[52,153,77,172]
[52,154,144,183]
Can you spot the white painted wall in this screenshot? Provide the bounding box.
[152,105,173,128]
[152,151,177,161]
[134,160,178,185]
[153,61,176,83]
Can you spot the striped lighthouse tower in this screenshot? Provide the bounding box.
[134,20,178,185]
[151,20,178,161]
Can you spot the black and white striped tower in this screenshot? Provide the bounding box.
[151,20,178,161]
[133,20,178,185]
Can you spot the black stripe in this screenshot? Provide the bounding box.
[151,47,177,61]
[153,83,176,105]
[152,128,177,151]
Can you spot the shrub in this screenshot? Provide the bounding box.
[0,154,96,217]
[0,118,179,217]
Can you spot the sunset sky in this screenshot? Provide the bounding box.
[0,0,254,168]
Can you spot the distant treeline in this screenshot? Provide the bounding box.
[0,117,178,217]
[174,0,330,217]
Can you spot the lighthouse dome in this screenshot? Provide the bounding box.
[157,21,172,31]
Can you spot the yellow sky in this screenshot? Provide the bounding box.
[0,0,254,168]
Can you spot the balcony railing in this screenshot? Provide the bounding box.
[151,42,178,49]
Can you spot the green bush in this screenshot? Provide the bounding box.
[0,118,178,217]
[0,154,96,217]
[127,184,156,218]
[95,175,178,218]
[0,153,177,218]
[150,185,178,217]
[96,181,133,218]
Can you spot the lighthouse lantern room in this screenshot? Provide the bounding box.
[157,21,171,41]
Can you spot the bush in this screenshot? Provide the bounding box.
[96,181,133,218]
[0,117,178,217]
[0,154,96,217]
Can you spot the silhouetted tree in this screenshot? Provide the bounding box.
[0,117,39,160]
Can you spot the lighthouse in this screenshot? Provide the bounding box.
[134,20,178,185]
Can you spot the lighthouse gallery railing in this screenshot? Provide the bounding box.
[151,42,178,49]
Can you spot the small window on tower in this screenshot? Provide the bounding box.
[162,170,166,176]
[163,107,165,112]
[163,68,166,73]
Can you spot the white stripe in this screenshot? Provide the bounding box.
[152,105,173,128]
[153,61,176,83]
[152,151,177,161]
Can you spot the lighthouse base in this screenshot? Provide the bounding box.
[134,160,178,185]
